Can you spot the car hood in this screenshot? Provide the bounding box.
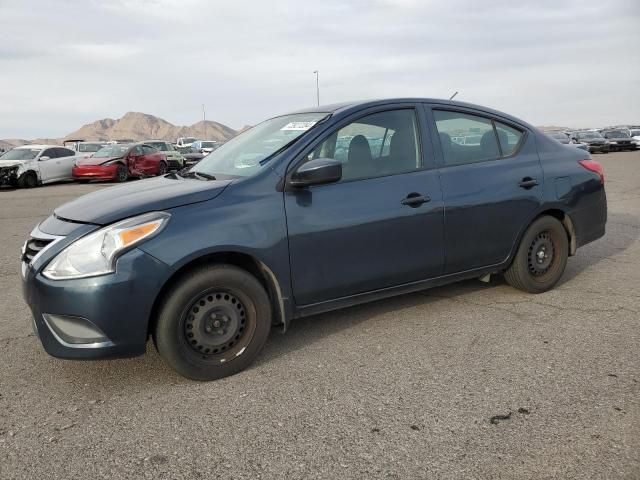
[76,155,122,166]
[0,160,27,168]
[54,175,233,225]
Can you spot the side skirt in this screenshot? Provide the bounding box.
[294,262,508,319]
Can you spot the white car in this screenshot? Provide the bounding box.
[0,144,77,188]
[63,140,107,158]
[629,128,640,147]
[176,137,197,149]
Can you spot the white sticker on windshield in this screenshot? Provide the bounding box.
[281,121,316,131]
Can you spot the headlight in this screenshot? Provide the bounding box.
[43,212,170,280]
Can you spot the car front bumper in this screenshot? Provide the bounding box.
[586,144,609,153]
[21,244,170,359]
[166,158,184,169]
[72,164,119,181]
[607,142,636,150]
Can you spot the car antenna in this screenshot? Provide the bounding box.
[449,91,459,100]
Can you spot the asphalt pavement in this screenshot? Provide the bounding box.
[1,151,638,479]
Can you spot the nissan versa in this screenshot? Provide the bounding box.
[21,99,607,380]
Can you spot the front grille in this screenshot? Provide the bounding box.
[23,237,53,264]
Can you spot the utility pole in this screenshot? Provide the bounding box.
[313,71,320,106]
[202,104,206,139]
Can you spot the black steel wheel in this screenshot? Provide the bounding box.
[154,264,272,381]
[182,290,254,359]
[116,164,128,182]
[504,216,568,293]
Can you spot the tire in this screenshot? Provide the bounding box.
[115,164,128,183]
[157,161,167,176]
[18,171,38,188]
[153,264,272,381]
[504,216,569,293]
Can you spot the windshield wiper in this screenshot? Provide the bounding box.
[178,170,217,180]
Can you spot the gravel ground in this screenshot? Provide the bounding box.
[1,151,638,479]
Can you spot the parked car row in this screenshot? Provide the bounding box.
[0,141,177,188]
[543,126,639,154]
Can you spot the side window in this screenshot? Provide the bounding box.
[142,145,154,154]
[307,109,421,182]
[495,121,523,157]
[56,148,75,157]
[434,110,498,166]
[41,148,57,159]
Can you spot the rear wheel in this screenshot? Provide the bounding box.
[18,171,38,188]
[153,265,272,381]
[157,161,168,176]
[115,164,128,182]
[504,216,568,293]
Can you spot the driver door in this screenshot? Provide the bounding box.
[37,148,60,183]
[284,106,444,306]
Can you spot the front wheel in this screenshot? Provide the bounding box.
[157,161,167,176]
[115,164,128,182]
[18,171,38,188]
[504,216,569,293]
[153,265,272,381]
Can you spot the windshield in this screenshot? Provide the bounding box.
[181,138,196,144]
[548,132,567,140]
[0,148,41,160]
[78,143,103,152]
[201,141,217,148]
[577,132,603,139]
[93,144,131,158]
[147,142,167,150]
[193,113,328,178]
[605,130,629,138]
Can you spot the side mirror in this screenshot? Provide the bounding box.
[39,156,50,161]
[290,158,342,188]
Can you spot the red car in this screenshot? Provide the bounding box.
[72,143,168,182]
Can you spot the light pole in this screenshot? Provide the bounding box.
[202,104,206,139]
[313,70,319,106]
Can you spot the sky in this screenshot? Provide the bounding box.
[0,0,638,138]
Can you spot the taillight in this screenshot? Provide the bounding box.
[578,159,604,184]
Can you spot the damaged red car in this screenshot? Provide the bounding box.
[72,143,168,182]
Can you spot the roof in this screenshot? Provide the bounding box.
[285,98,534,129]
[14,144,60,149]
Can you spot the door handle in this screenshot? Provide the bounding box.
[519,177,539,189]
[401,193,430,207]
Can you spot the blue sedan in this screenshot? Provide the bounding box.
[21,98,607,380]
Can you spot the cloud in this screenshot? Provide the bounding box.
[0,0,638,138]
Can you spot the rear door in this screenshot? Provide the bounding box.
[143,145,161,173]
[54,148,76,179]
[426,105,543,273]
[284,105,444,306]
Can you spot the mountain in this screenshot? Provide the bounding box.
[63,112,237,143]
[0,112,238,150]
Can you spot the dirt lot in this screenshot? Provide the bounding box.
[1,151,638,479]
